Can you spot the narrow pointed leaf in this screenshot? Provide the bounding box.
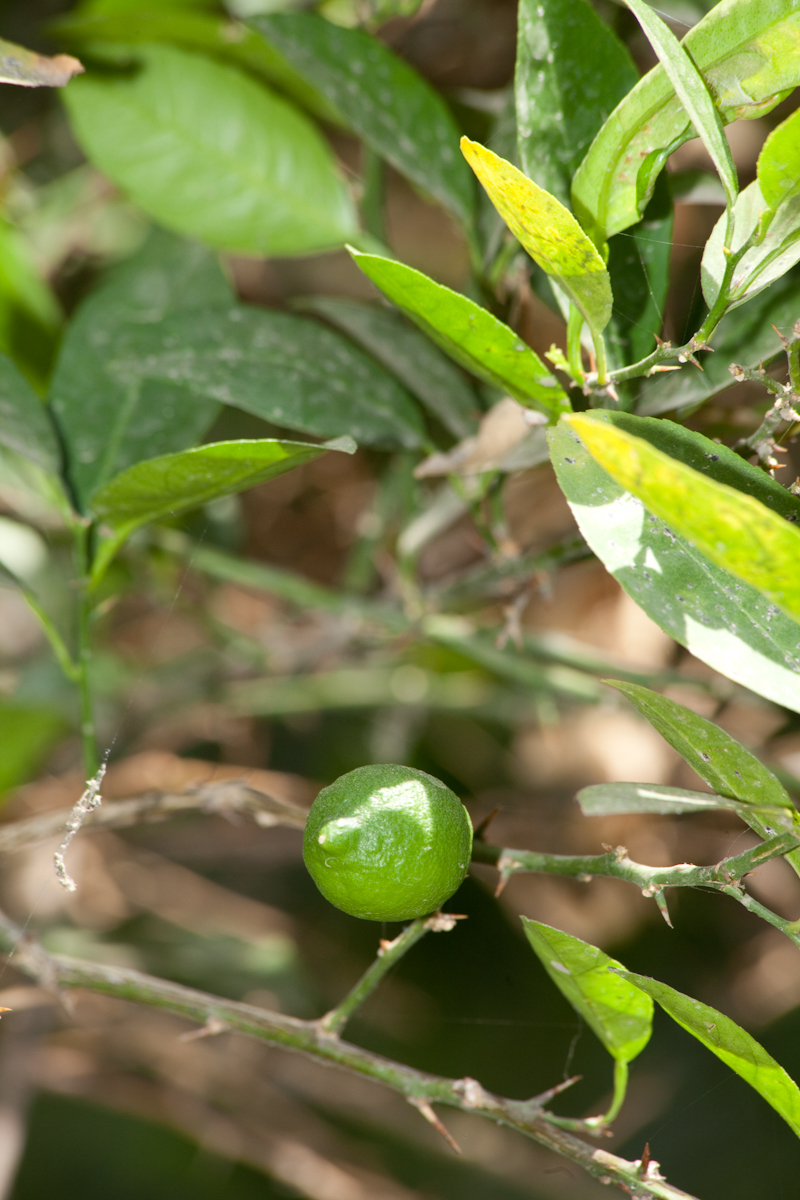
[63,44,357,257]
[350,251,568,418]
[622,971,800,1140]
[564,411,800,627]
[251,13,474,227]
[295,296,479,440]
[0,353,60,472]
[572,0,800,240]
[758,108,800,212]
[607,178,673,367]
[92,437,353,534]
[522,918,652,1063]
[702,180,800,309]
[461,138,612,337]
[548,411,800,713]
[624,0,737,209]
[578,782,794,820]
[0,38,82,88]
[515,0,637,207]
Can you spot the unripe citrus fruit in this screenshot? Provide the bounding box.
[303,764,473,922]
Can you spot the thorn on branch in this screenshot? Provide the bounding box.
[53,763,106,892]
[179,1016,228,1042]
[654,890,673,928]
[424,911,467,933]
[529,1075,582,1106]
[408,1097,461,1153]
[473,808,500,842]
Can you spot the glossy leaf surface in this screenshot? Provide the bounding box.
[548,412,800,712]
[462,139,612,337]
[572,0,800,241]
[251,13,474,227]
[702,180,800,308]
[522,919,652,1063]
[295,296,479,440]
[351,251,568,417]
[0,353,59,473]
[623,971,800,1139]
[624,0,738,208]
[758,107,800,211]
[51,9,340,123]
[515,0,637,208]
[92,437,350,532]
[565,411,800,626]
[50,231,233,508]
[63,44,357,257]
[577,782,790,818]
[107,306,426,449]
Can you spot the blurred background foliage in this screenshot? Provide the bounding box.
[0,0,799,1197]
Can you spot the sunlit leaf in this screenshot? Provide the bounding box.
[578,782,793,820]
[702,180,800,308]
[521,918,653,1063]
[548,411,800,713]
[350,251,569,418]
[758,108,800,212]
[63,43,357,256]
[461,138,612,338]
[623,970,800,1140]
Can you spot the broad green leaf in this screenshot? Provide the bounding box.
[564,411,800,627]
[622,971,800,1140]
[106,306,427,450]
[521,918,653,1063]
[49,230,233,508]
[0,705,65,797]
[548,411,800,713]
[51,9,340,124]
[0,353,60,473]
[578,782,794,820]
[607,177,673,368]
[702,180,800,308]
[350,251,569,418]
[63,43,357,257]
[572,0,800,242]
[758,108,800,212]
[0,38,82,88]
[638,270,800,415]
[461,138,612,338]
[294,296,479,440]
[251,13,474,227]
[624,0,738,209]
[0,218,62,390]
[515,0,637,208]
[91,437,351,532]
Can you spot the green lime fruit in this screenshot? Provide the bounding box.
[303,764,473,922]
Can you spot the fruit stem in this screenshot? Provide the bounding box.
[317,917,431,1036]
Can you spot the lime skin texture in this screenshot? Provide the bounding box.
[303,764,473,922]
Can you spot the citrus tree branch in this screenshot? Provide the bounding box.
[0,910,698,1200]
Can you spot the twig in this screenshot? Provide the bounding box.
[0,910,699,1200]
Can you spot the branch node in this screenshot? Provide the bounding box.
[408,1097,461,1153]
[452,1075,491,1109]
[424,911,467,933]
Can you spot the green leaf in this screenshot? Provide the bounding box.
[607,177,673,368]
[0,352,60,473]
[350,250,569,418]
[51,9,341,125]
[63,43,357,257]
[515,0,638,208]
[250,13,474,227]
[0,37,82,88]
[572,0,800,241]
[578,782,794,819]
[758,108,800,212]
[638,270,800,416]
[564,411,800,627]
[49,231,233,508]
[547,411,800,713]
[521,918,653,1064]
[624,0,738,210]
[0,704,65,797]
[0,218,62,390]
[622,970,800,1140]
[461,138,612,339]
[106,305,426,450]
[702,180,800,309]
[294,296,479,440]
